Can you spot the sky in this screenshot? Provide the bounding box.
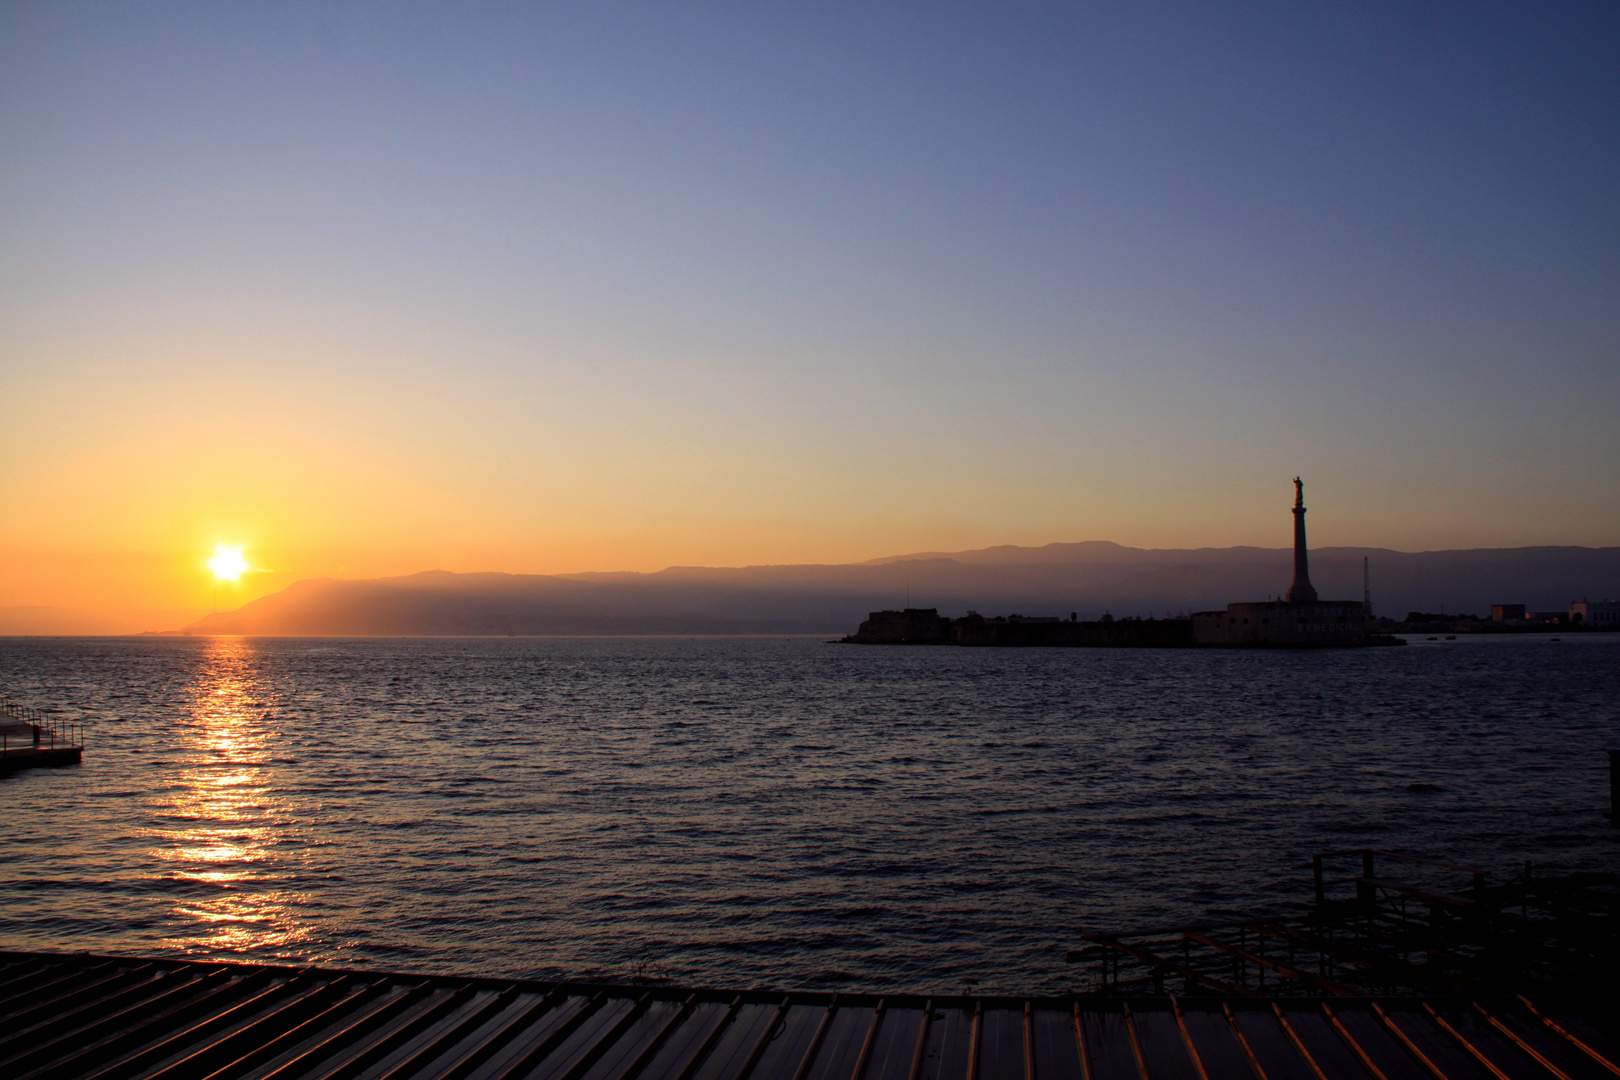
[2,1,1617,630]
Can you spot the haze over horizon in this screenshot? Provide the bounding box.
[3,2,1617,631]
[8,536,1618,637]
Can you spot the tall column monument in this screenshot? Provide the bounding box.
[1286,476,1318,603]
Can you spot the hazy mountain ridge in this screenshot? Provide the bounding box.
[173,543,1620,636]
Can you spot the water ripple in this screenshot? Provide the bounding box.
[0,634,1616,993]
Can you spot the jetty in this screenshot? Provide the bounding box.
[0,699,84,776]
[841,609,1195,647]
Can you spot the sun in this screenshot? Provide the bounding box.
[207,544,249,583]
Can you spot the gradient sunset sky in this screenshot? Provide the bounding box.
[2,2,1617,630]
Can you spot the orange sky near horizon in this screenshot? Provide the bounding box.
[0,346,1606,633]
[4,5,1617,634]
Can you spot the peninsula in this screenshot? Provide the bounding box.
[842,480,1404,648]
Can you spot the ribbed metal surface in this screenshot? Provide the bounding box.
[1,951,1615,1080]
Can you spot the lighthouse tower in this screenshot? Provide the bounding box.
[1285,476,1318,603]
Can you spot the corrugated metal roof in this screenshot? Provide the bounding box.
[0,950,1615,1080]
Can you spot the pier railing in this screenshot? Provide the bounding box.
[0,699,85,756]
[1071,847,1620,997]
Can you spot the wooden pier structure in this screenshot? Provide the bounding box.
[0,699,84,776]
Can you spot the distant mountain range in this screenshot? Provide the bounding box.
[174,542,1620,636]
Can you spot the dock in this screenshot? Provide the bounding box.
[1,949,1617,1080]
[0,699,84,776]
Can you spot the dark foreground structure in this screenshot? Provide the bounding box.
[1073,849,1619,998]
[2,949,1617,1080]
[0,699,83,776]
[2,849,1615,1078]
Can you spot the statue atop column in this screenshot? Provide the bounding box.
[1286,477,1318,603]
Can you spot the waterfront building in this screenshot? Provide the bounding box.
[843,607,949,643]
[1570,599,1620,627]
[1191,478,1372,646]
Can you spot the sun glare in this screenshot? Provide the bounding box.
[208,544,249,583]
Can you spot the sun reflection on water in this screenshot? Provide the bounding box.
[149,636,315,957]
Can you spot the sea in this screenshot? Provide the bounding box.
[0,634,1615,995]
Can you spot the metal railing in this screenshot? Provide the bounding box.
[0,699,85,756]
[1073,847,1619,997]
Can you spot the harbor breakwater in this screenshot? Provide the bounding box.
[841,608,1194,647]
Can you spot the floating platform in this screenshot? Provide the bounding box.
[0,700,84,777]
[1,949,1616,1080]
[0,743,83,776]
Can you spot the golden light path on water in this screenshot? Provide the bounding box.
[149,636,315,956]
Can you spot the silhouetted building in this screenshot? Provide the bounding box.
[1491,604,1526,622]
[1191,479,1383,647]
[1570,600,1620,627]
[845,608,949,643]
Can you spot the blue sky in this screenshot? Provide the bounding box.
[1,1,1617,621]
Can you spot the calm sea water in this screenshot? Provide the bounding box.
[0,634,1616,993]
